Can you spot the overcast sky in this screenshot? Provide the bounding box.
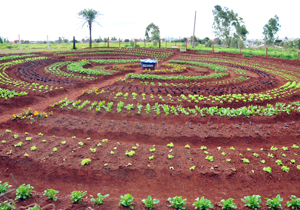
[0,0,298,41]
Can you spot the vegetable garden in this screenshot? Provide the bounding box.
[0,48,300,209]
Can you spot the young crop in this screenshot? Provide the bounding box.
[0,201,15,210]
[14,134,19,138]
[268,153,274,158]
[286,195,300,209]
[292,144,299,149]
[0,181,12,194]
[253,153,259,158]
[125,150,135,157]
[120,193,134,209]
[27,205,40,210]
[190,166,196,171]
[61,141,66,145]
[168,154,174,159]
[261,160,266,164]
[1,140,6,144]
[149,146,156,152]
[53,147,57,152]
[205,156,214,162]
[282,147,288,151]
[26,137,32,141]
[281,166,290,173]
[30,145,37,151]
[71,191,87,203]
[270,146,278,151]
[43,189,59,201]
[193,196,214,210]
[168,196,187,210]
[242,158,250,163]
[5,130,11,133]
[15,184,35,200]
[167,142,174,148]
[78,142,84,146]
[90,148,96,153]
[230,146,235,150]
[90,193,109,205]
[263,167,272,173]
[220,198,237,209]
[102,139,108,142]
[81,158,91,166]
[14,142,23,147]
[275,160,282,165]
[149,155,154,160]
[265,194,283,209]
[241,195,261,209]
[291,159,296,164]
[201,146,207,150]
[142,195,160,210]
[185,144,190,149]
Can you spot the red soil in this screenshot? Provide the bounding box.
[0,48,300,209]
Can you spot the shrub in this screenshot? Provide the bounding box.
[90,193,109,205]
[193,196,214,209]
[220,198,237,209]
[241,195,261,209]
[27,205,40,210]
[168,196,187,210]
[265,194,283,209]
[15,184,35,200]
[142,195,160,210]
[119,193,134,209]
[71,191,87,203]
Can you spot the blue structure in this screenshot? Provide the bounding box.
[140,59,157,70]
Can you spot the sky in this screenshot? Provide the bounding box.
[0,0,298,42]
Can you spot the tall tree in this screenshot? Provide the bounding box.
[145,23,160,41]
[212,5,248,48]
[262,15,281,45]
[78,8,103,47]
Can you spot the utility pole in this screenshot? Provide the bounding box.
[192,11,197,48]
[18,35,21,53]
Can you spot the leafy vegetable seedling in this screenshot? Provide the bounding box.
[14,142,23,147]
[90,193,109,205]
[281,166,290,173]
[242,158,250,163]
[185,144,190,149]
[220,198,237,210]
[230,146,235,150]
[275,160,282,165]
[201,146,207,150]
[142,195,159,210]
[265,194,283,209]
[0,181,12,194]
[263,167,272,173]
[193,196,214,209]
[102,139,108,142]
[71,191,86,203]
[286,195,300,209]
[26,137,32,141]
[125,150,135,157]
[168,154,174,159]
[168,196,187,210]
[167,142,174,148]
[30,146,37,151]
[44,189,59,201]
[14,134,19,139]
[205,156,214,162]
[241,195,261,209]
[78,142,83,146]
[15,184,35,200]
[190,166,196,171]
[292,144,299,149]
[253,153,259,158]
[81,158,91,166]
[61,141,66,145]
[119,193,134,209]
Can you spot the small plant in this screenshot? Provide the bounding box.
[53,147,57,152]
[78,142,83,146]
[193,196,214,210]
[42,140,46,143]
[222,152,226,156]
[97,143,102,146]
[205,156,213,162]
[6,130,11,133]
[226,159,231,162]
[26,137,32,141]
[43,189,59,201]
[282,154,286,157]
[268,153,274,158]
[61,141,66,145]
[168,154,174,159]
[270,146,278,151]
[230,146,235,150]
[265,194,283,209]
[15,184,35,200]
[14,134,19,138]
[1,140,6,144]
[110,151,114,155]
[241,195,261,209]
[286,195,300,209]
[261,160,265,164]
[253,153,259,158]
[247,148,251,151]
[142,195,160,210]
[297,165,300,170]
[125,150,135,157]
[90,193,109,205]
[0,181,12,194]
[220,198,237,209]
[281,166,290,173]
[149,155,154,160]
[71,191,87,203]
[185,144,190,149]
[201,146,207,150]
[102,139,108,142]
[168,196,187,210]
[24,152,29,157]
[275,160,282,165]
[149,147,156,152]
[27,205,40,210]
[72,136,76,139]
[282,147,288,151]
[38,132,43,136]
[291,159,296,164]
[190,166,196,171]
[167,142,174,148]
[242,158,250,163]
[263,167,272,173]
[90,148,96,153]
[119,193,134,209]
[81,158,91,166]
[292,144,299,149]
[14,142,23,147]
[30,145,37,151]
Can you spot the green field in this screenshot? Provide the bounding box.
[0,42,299,61]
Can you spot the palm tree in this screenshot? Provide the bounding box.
[78,9,103,48]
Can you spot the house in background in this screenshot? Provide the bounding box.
[14,40,19,44]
